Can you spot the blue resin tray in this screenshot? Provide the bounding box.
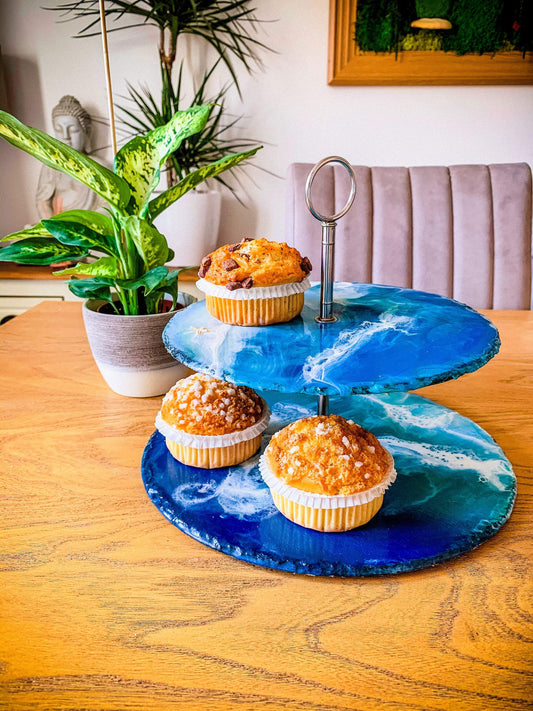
[142,392,515,576]
[163,283,500,395]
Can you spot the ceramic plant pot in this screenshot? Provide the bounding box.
[83,293,195,398]
[154,189,222,267]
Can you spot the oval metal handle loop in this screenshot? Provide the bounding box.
[305,156,357,224]
[304,157,357,417]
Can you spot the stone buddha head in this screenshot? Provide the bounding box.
[51,95,91,153]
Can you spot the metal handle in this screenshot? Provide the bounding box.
[305,156,356,323]
[306,157,356,416]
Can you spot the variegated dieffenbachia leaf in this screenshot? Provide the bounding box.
[0,110,131,209]
[47,209,115,235]
[117,266,169,294]
[0,237,88,265]
[144,267,180,313]
[1,210,116,244]
[123,215,169,271]
[113,105,210,215]
[117,266,178,314]
[148,146,262,219]
[42,219,118,258]
[67,276,115,304]
[54,255,119,279]
[132,267,182,313]
[1,222,51,241]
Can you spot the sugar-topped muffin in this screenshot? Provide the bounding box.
[196,238,312,326]
[155,373,270,468]
[259,415,396,532]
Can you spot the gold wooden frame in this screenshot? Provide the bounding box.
[328,0,533,85]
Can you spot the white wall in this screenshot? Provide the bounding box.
[1,0,532,245]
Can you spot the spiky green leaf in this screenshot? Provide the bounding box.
[0,237,87,265]
[0,110,131,209]
[148,146,262,219]
[113,105,210,214]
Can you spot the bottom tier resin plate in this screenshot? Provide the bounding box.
[141,391,516,576]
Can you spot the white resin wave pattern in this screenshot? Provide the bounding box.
[171,456,278,521]
[380,435,513,492]
[301,313,414,391]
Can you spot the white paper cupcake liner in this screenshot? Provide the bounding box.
[196,277,311,301]
[258,451,396,510]
[155,399,270,448]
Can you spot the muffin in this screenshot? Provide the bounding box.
[196,237,312,326]
[155,373,270,468]
[259,415,396,532]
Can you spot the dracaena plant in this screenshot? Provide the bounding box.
[0,105,260,315]
[47,0,269,190]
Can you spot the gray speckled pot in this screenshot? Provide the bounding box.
[83,293,195,397]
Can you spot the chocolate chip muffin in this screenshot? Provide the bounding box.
[197,238,312,326]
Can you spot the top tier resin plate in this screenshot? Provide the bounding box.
[164,282,500,395]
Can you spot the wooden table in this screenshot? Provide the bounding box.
[1,303,531,710]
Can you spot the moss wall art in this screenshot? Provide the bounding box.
[355,0,533,56]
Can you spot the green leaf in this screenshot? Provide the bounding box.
[113,105,210,214]
[0,237,87,265]
[144,268,180,314]
[1,222,52,241]
[155,267,179,305]
[42,219,118,257]
[116,266,180,315]
[54,255,119,278]
[148,146,262,219]
[47,209,115,235]
[123,215,169,271]
[67,276,115,303]
[0,109,131,209]
[117,266,169,295]
[1,210,115,244]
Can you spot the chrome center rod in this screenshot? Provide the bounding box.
[305,156,357,415]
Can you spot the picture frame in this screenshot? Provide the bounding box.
[328,0,533,85]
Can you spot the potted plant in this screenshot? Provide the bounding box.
[48,0,269,265]
[0,104,260,396]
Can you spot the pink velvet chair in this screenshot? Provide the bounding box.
[285,163,532,309]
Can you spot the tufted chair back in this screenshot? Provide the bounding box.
[285,163,532,309]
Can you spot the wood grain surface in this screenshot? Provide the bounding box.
[0,302,531,711]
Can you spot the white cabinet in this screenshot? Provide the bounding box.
[0,276,203,324]
[0,279,75,324]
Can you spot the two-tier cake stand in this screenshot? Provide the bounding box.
[141,158,515,576]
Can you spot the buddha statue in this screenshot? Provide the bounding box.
[36,95,101,218]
